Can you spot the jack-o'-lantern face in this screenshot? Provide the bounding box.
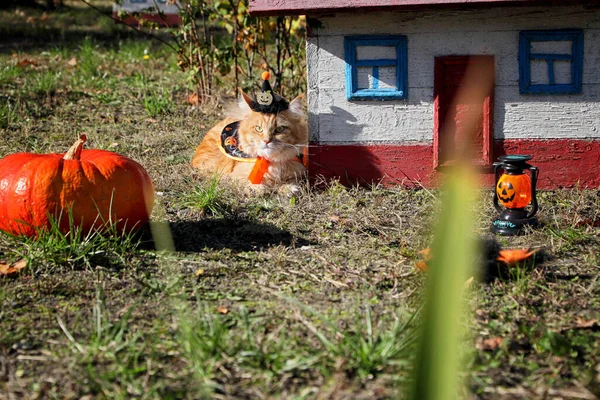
[496,173,532,209]
[257,91,273,106]
[497,181,515,203]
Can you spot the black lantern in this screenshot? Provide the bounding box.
[491,155,539,235]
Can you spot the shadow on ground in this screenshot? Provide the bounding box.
[141,218,313,252]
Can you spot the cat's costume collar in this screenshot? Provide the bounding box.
[218,121,304,163]
[218,121,268,184]
[218,121,255,163]
[218,121,304,185]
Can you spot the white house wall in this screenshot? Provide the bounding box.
[307,5,600,143]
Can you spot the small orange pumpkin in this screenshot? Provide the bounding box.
[496,173,531,209]
[0,134,154,237]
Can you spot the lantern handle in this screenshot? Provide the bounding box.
[492,162,504,213]
[526,166,539,219]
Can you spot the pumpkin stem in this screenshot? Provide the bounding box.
[63,134,87,160]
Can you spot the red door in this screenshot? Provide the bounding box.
[433,56,494,168]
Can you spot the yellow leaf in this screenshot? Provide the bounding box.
[0,259,27,276]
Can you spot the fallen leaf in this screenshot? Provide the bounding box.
[0,263,10,274]
[418,247,432,260]
[476,336,503,351]
[329,215,340,223]
[0,259,27,276]
[496,248,536,265]
[26,16,36,24]
[195,268,204,277]
[575,218,600,227]
[187,93,199,106]
[415,247,432,272]
[17,59,37,68]
[40,12,48,21]
[67,57,77,67]
[415,260,428,272]
[575,317,599,329]
[216,306,229,314]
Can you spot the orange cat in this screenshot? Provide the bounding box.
[192,74,308,193]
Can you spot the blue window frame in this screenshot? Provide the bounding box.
[344,36,407,100]
[519,29,583,94]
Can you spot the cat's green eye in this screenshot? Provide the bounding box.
[255,125,263,132]
[275,126,287,133]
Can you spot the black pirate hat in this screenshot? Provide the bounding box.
[248,71,289,114]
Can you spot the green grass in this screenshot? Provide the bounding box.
[295,302,419,382]
[412,165,477,399]
[3,209,141,275]
[176,299,418,398]
[180,175,232,216]
[78,38,102,77]
[114,39,151,62]
[0,96,20,129]
[32,70,61,96]
[0,64,20,86]
[143,88,174,117]
[58,286,170,399]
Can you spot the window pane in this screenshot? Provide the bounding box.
[553,60,572,84]
[345,36,407,100]
[357,66,373,89]
[519,29,582,94]
[378,66,397,89]
[356,46,396,60]
[530,60,548,85]
[530,40,571,54]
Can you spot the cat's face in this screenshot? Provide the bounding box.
[238,94,307,162]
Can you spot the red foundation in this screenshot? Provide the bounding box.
[308,139,600,189]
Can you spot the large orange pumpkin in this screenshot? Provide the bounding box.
[0,134,154,237]
[496,173,531,209]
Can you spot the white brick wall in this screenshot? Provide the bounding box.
[307,5,600,143]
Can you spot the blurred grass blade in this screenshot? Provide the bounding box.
[412,164,478,400]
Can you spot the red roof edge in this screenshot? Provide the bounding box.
[249,0,600,16]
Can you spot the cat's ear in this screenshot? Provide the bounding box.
[288,94,305,117]
[239,91,254,111]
